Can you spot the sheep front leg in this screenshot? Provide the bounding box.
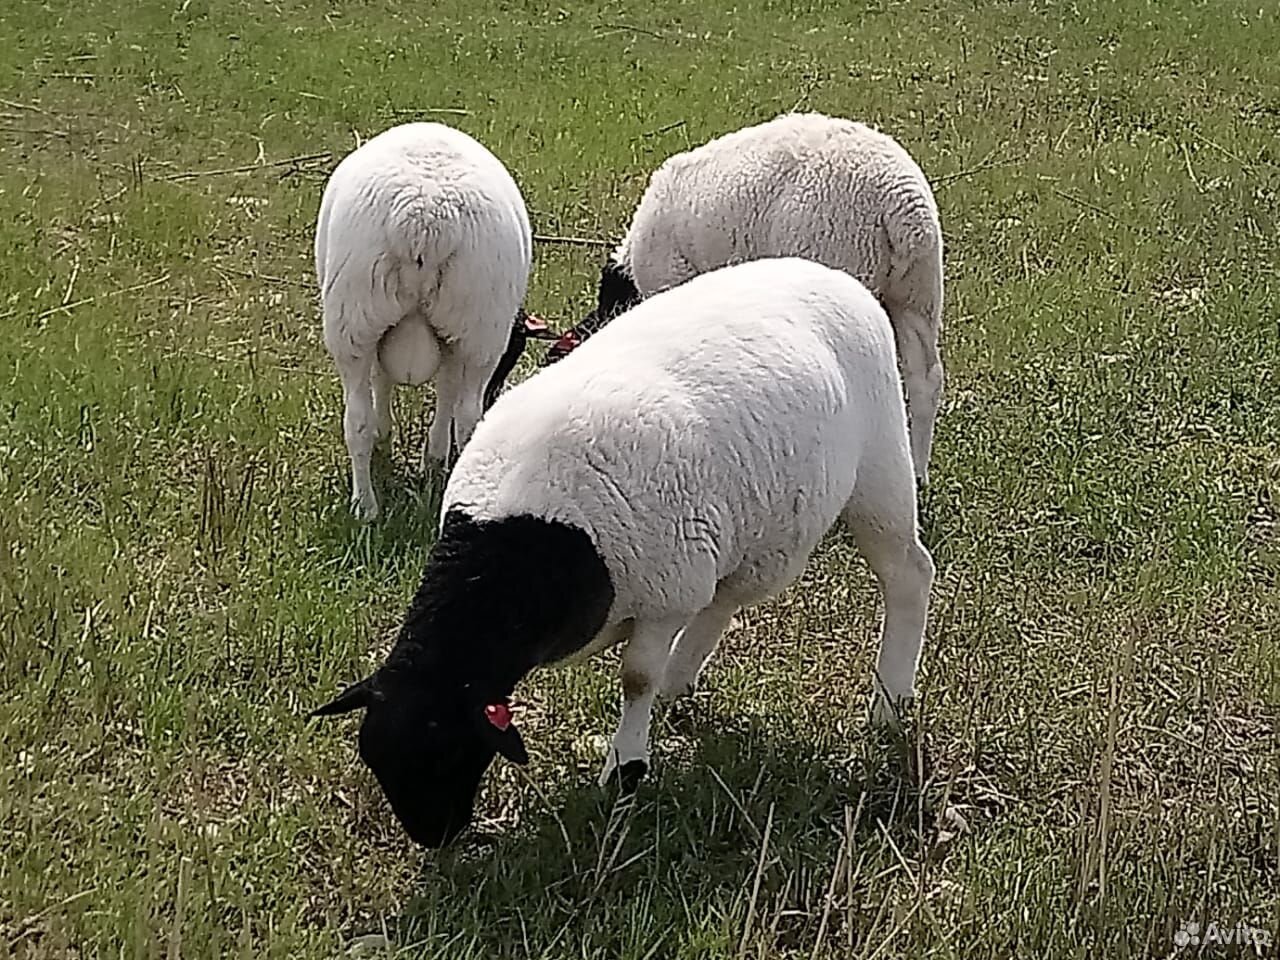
[600,616,686,791]
[660,596,738,699]
[335,354,379,520]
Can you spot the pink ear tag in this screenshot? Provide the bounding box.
[524,312,549,335]
[484,702,513,731]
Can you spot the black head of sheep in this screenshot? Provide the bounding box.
[312,670,528,847]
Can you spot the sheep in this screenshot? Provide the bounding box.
[311,256,935,848]
[541,111,945,486]
[315,121,556,520]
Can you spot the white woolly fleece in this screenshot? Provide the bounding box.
[316,122,531,373]
[615,112,939,307]
[444,256,917,623]
[315,121,533,518]
[610,111,945,485]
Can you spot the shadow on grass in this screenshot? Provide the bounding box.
[384,707,934,957]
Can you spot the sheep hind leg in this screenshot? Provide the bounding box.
[600,615,687,791]
[842,476,935,731]
[447,359,487,460]
[659,595,738,700]
[424,358,459,474]
[892,313,944,489]
[371,358,394,447]
[335,354,379,521]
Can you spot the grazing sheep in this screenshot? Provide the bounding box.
[311,257,935,847]
[315,121,554,520]
[542,111,945,486]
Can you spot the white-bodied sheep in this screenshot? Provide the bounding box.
[315,121,553,520]
[544,111,945,486]
[312,257,935,846]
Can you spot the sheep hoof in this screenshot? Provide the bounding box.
[598,754,648,792]
[914,475,930,510]
[618,759,648,794]
[350,492,380,522]
[870,692,913,731]
[421,451,448,481]
[420,457,449,508]
[658,674,698,700]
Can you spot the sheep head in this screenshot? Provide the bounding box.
[312,669,528,848]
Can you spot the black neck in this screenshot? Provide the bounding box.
[386,509,615,701]
[484,311,529,410]
[594,258,641,329]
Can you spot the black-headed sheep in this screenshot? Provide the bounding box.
[313,257,935,846]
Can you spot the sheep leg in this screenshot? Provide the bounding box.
[335,354,379,520]
[866,531,933,728]
[424,358,459,472]
[447,357,487,458]
[893,319,944,488]
[371,358,394,446]
[843,484,934,730]
[600,615,686,790]
[659,596,738,699]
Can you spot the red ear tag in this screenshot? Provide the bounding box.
[554,330,580,352]
[484,702,513,731]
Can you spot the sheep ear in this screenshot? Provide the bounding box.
[476,703,529,765]
[310,676,380,718]
[522,311,557,340]
[490,723,529,765]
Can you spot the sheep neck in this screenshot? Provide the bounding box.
[385,508,616,704]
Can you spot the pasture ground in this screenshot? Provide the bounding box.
[1,0,1278,956]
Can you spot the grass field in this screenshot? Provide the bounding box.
[2,0,1278,956]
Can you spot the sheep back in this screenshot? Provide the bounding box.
[443,256,909,622]
[618,113,940,315]
[315,122,532,369]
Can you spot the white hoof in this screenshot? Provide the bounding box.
[598,751,648,792]
[350,490,379,521]
[658,671,698,701]
[870,690,913,730]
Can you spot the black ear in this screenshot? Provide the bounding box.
[309,676,380,718]
[492,724,529,765]
[475,711,529,765]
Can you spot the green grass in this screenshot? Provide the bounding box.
[1,0,1278,956]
